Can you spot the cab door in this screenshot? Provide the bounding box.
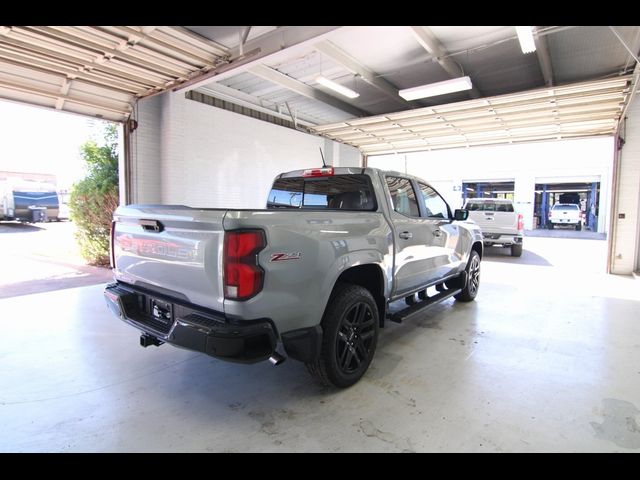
[385,176,437,296]
[416,182,464,280]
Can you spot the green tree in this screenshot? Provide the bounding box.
[69,123,119,266]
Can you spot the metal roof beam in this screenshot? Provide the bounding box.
[314,40,414,109]
[534,27,554,86]
[408,26,481,99]
[175,26,349,92]
[249,64,367,118]
[239,26,252,56]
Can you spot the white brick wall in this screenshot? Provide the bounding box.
[130,92,361,209]
[369,137,614,232]
[611,97,640,275]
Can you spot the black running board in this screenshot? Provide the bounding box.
[388,288,462,324]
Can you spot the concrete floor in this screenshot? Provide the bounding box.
[1,236,639,452]
[524,228,607,240]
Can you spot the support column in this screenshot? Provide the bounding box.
[541,184,548,228]
[588,182,598,231]
[514,176,535,230]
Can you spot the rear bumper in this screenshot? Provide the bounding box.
[104,282,277,364]
[549,219,580,225]
[482,233,523,246]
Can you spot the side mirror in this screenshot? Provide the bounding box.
[454,209,468,221]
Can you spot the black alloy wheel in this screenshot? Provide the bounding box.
[335,301,376,375]
[306,283,379,388]
[454,249,481,302]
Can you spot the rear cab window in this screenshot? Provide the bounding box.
[267,174,377,211]
[552,204,579,210]
[466,201,514,212]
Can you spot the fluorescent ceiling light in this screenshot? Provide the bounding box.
[315,76,360,99]
[399,76,473,101]
[516,26,536,54]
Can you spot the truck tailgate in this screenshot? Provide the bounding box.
[112,205,226,312]
[468,211,517,234]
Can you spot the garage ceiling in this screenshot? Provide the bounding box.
[186,26,640,123]
[0,26,638,151]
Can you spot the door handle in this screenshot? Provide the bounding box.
[433,229,442,237]
[399,231,413,240]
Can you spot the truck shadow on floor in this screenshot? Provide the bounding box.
[164,302,463,399]
[482,246,553,266]
[137,300,479,445]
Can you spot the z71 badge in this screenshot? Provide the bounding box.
[270,252,302,262]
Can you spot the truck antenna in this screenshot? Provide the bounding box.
[319,147,327,167]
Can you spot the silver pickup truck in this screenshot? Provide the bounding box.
[104,167,483,387]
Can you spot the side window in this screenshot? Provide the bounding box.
[418,183,450,219]
[385,176,420,217]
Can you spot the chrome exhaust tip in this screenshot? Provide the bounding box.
[268,352,286,366]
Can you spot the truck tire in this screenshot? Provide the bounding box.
[306,283,379,388]
[454,250,481,302]
[575,223,581,231]
[511,244,523,257]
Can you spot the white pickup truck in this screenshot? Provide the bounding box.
[104,167,484,387]
[547,203,582,231]
[463,198,524,257]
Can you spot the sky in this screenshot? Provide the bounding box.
[0,100,113,189]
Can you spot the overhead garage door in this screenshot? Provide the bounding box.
[0,26,230,122]
[310,77,632,155]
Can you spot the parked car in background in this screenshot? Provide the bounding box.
[548,203,582,231]
[463,198,524,257]
[0,187,59,222]
[57,201,70,221]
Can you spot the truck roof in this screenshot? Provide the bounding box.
[277,167,436,186]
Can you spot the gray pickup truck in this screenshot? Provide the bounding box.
[104,167,483,387]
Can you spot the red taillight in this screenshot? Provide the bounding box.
[224,230,266,300]
[110,221,116,268]
[517,213,524,231]
[303,167,334,177]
